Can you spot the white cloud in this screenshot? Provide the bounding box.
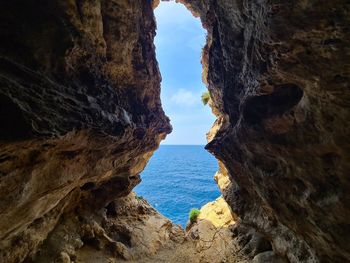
[170,88,198,106]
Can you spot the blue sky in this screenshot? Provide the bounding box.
[155,1,215,145]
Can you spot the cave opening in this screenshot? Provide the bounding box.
[135,1,220,227]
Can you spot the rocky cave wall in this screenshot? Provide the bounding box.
[181,0,350,262]
[0,0,171,262]
[0,0,349,262]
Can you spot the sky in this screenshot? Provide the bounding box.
[154,1,216,145]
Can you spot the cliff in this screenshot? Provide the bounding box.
[0,1,171,262]
[0,0,349,262]
[191,0,350,262]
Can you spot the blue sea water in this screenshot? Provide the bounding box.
[135,145,220,227]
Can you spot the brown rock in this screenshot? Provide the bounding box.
[187,197,239,262]
[30,192,185,262]
[185,0,350,261]
[0,1,170,262]
[252,251,288,263]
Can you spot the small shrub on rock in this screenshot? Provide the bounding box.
[189,208,200,223]
[135,195,144,200]
[201,91,210,105]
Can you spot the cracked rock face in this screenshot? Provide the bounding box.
[32,193,185,262]
[0,1,170,262]
[186,0,350,262]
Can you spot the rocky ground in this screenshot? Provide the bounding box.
[29,192,183,262]
[30,192,285,263]
[21,190,273,262]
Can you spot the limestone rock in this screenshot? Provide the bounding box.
[187,196,239,263]
[0,1,170,262]
[252,251,288,263]
[57,252,71,263]
[213,161,231,192]
[184,0,350,261]
[31,192,185,262]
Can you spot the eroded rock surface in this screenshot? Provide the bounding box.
[187,0,350,262]
[143,196,266,263]
[30,192,185,262]
[187,196,240,263]
[0,1,170,262]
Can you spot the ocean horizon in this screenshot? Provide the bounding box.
[135,145,220,227]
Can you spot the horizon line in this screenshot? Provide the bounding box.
[160,144,207,146]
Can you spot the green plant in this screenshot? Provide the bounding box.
[201,91,210,105]
[135,195,144,200]
[189,208,200,223]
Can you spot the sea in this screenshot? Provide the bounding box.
[135,145,220,227]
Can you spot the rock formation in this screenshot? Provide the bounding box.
[0,1,170,262]
[0,0,349,262]
[194,0,350,262]
[187,196,240,262]
[33,192,185,262]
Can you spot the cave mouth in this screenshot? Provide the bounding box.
[135,1,220,227]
